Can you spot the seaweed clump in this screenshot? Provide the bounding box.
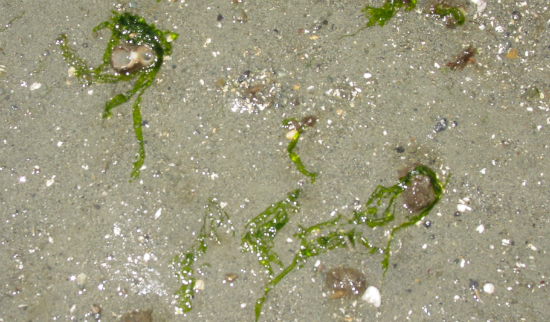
[57,12,178,179]
[173,165,447,321]
[362,0,417,28]
[245,165,447,321]
[427,0,467,28]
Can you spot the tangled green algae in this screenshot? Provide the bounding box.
[174,165,448,321]
[57,12,178,179]
[363,0,417,28]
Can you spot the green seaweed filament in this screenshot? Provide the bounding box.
[57,12,178,179]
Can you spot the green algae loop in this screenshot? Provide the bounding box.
[432,5,466,26]
[173,199,235,313]
[252,165,447,321]
[365,165,447,276]
[56,12,178,180]
[241,189,301,277]
[282,118,318,183]
[363,0,417,28]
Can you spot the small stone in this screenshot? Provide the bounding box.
[91,304,101,314]
[76,273,87,286]
[224,274,238,283]
[433,118,447,133]
[326,267,367,298]
[505,48,518,59]
[120,309,152,322]
[483,282,495,294]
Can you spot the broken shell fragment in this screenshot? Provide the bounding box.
[110,44,156,73]
[362,286,381,307]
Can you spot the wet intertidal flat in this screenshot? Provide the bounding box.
[2,0,549,321]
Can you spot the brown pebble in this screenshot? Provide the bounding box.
[91,304,101,315]
[120,309,152,322]
[225,273,238,283]
[325,267,367,298]
[505,48,518,59]
[402,174,435,212]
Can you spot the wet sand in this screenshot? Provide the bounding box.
[1,1,549,321]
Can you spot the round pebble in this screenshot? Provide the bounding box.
[483,282,495,294]
[76,273,87,286]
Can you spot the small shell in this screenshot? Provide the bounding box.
[483,282,495,294]
[135,45,156,67]
[110,44,156,73]
[362,286,381,307]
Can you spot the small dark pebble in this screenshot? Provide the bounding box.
[454,211,461,217]
[434,118,448,133]
[217,14,223,21]
[511,11,521,21]
[237,70,250,83]
[82,43,88,48]
[395,146,405,153]
[11,105,18,110]
[423,220,432,228]
[469,279,479,290]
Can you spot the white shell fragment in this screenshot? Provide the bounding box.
[30,82,42,91]
[194,279,205,291]
[483,282,495,294]
[286,130,298,140]
[476,224,485,233]
[361,286,381,308]
[154,208,162,219]
[457,204,471,212]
